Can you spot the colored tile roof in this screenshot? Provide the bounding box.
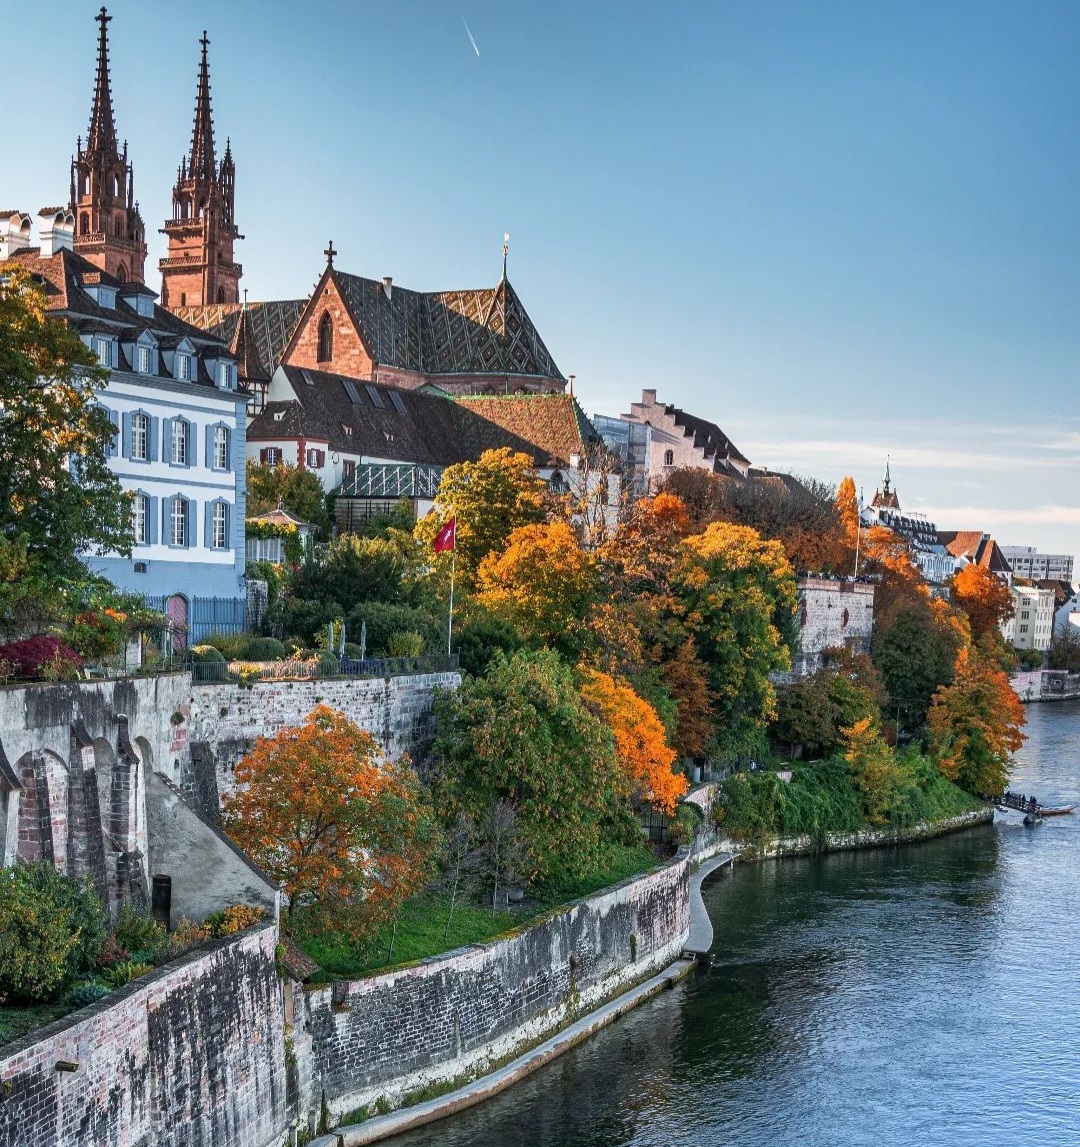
[454,393,599,467]
[247,372,591,469]
[173,299,307,380]
[938,531,1011,574]
[333,271,564,381]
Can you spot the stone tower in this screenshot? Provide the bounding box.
[70,7,148,282]
[159,33,242,308]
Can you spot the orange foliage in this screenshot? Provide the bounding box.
[659,638,714,759]
[476,521,599,649]
[836,476,860,548]
[950,564,1014,640]
[221,705,438,938]
[929,649,1026,796]
[580,668,687,814]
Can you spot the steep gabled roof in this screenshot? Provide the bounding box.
[331,271,564,380]
[666,403,750,469]
[173,299,306,378]
[938,531,1011,574]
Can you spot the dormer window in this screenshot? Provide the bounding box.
[96,338,113,368]
[217,362,234,390]
[177,353,191,381]
[137,346,152,374]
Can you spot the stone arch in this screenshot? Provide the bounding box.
[14,750,69,868]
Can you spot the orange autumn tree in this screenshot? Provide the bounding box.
[476,521,599,655]
[835,476,860,548]
[949,563,1015,641]
[222,705,439,937]
[928,649,1026,796]
[580,668,687,814]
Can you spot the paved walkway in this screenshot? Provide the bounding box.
[684,853,734,956]
[313,958,696,1147]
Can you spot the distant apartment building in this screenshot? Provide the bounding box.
[1009,582,1056,653]
[1001,546,1074,583]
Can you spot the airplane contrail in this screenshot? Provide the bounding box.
[460,12,480,57]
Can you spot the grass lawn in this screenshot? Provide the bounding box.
[298,842,660,981]
[0,1001,76,1050]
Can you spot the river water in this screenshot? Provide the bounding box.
[392,700,1080,1147]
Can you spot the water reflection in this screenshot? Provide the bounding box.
[391,702,1080,1147]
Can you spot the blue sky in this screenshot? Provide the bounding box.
[9,1,1079,557]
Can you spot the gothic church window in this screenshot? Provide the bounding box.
[317,312,333,363]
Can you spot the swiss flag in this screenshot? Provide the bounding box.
[433,517,457,554]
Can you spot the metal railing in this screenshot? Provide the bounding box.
[189,652,460,684]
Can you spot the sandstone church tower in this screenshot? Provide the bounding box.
[70,7,148,283]
[159,33,242,308]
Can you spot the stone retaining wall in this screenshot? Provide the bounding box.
[0,925,286,1147]
[295,851,693,1124]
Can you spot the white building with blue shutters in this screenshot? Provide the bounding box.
[1,222,247,638]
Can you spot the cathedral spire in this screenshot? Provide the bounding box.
[883,455,892,493]
[189,32,216,184]
[86,7,117,154]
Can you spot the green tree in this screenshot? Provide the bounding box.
[246,460,330,534]
[433,649,635,886]
[873,606,961,731]
[415,448,546,591]
[0,265,131,576]
[675,522,798,759]
[841,716,900,825]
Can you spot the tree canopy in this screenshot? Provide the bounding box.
[0,265,131,575]
[246,460,330,533]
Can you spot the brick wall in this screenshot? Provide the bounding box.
[295,852,691,1123]
[286,278,374,378]
[793,577,875,674]
[0,925,287,1147]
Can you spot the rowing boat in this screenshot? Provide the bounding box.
[1037,804,1076,817]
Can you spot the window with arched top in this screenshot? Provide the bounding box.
[664,449,674,466]
[216,286,225,303]
[842,608,850,628]
[799,603,808,627]
[80,213,89,235]
[116,263,127,283]
[317,311,333,363]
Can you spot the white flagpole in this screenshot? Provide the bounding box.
[447,544,456,657]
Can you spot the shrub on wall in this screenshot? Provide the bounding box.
[0,865,106,1004]
[0,635,83,681]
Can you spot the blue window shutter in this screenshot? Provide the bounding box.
[186,420,196,468]
[204,500,213,548]
[148,496,159,545]
[205,424,213,468]
[163,417,174,463]
[122,411,132,458]
[149,417,159,462]
[184,498,192,548]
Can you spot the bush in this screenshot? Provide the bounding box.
[187,644,226,664]
[387,631,424,658]
[65,982,111,1008]
[102,960,154,987]
[315,653,340,678]
[0,636,83,681]
[343,642,364,659]
[200,632,250,660]
[95,935,129,968]
[112,907,167,958]
[20,866,107,974]
[0,865,87,1004]
[160,919,212,961]
[242,636,287,661]
[344,601,442,657]
[203,904,265,937]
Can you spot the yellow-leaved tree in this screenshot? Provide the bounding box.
[580,668,687,814]
[841,716,899,825]
[414,448,545,590]
[475,521,599,654]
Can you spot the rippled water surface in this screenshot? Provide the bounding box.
[392,701,1080,1147]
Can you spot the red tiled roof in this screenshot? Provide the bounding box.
[454,394,598,468]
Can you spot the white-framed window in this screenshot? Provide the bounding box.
[137,346,152,374]
[96,339,112,367]
[214,424,229,470]
[177,353,190,380]
[260,447,281,467]
[1020,624,1029,634]
[133,493,149,545]
[131,412,149,461]
[212,501,228,549]
[170,497,188,547]
[218,362,233,389]
[306,448,325,468]
[171,419,188,465]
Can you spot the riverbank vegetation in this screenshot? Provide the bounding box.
[216,449,1025,972]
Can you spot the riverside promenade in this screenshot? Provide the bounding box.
[684,854,734,956]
